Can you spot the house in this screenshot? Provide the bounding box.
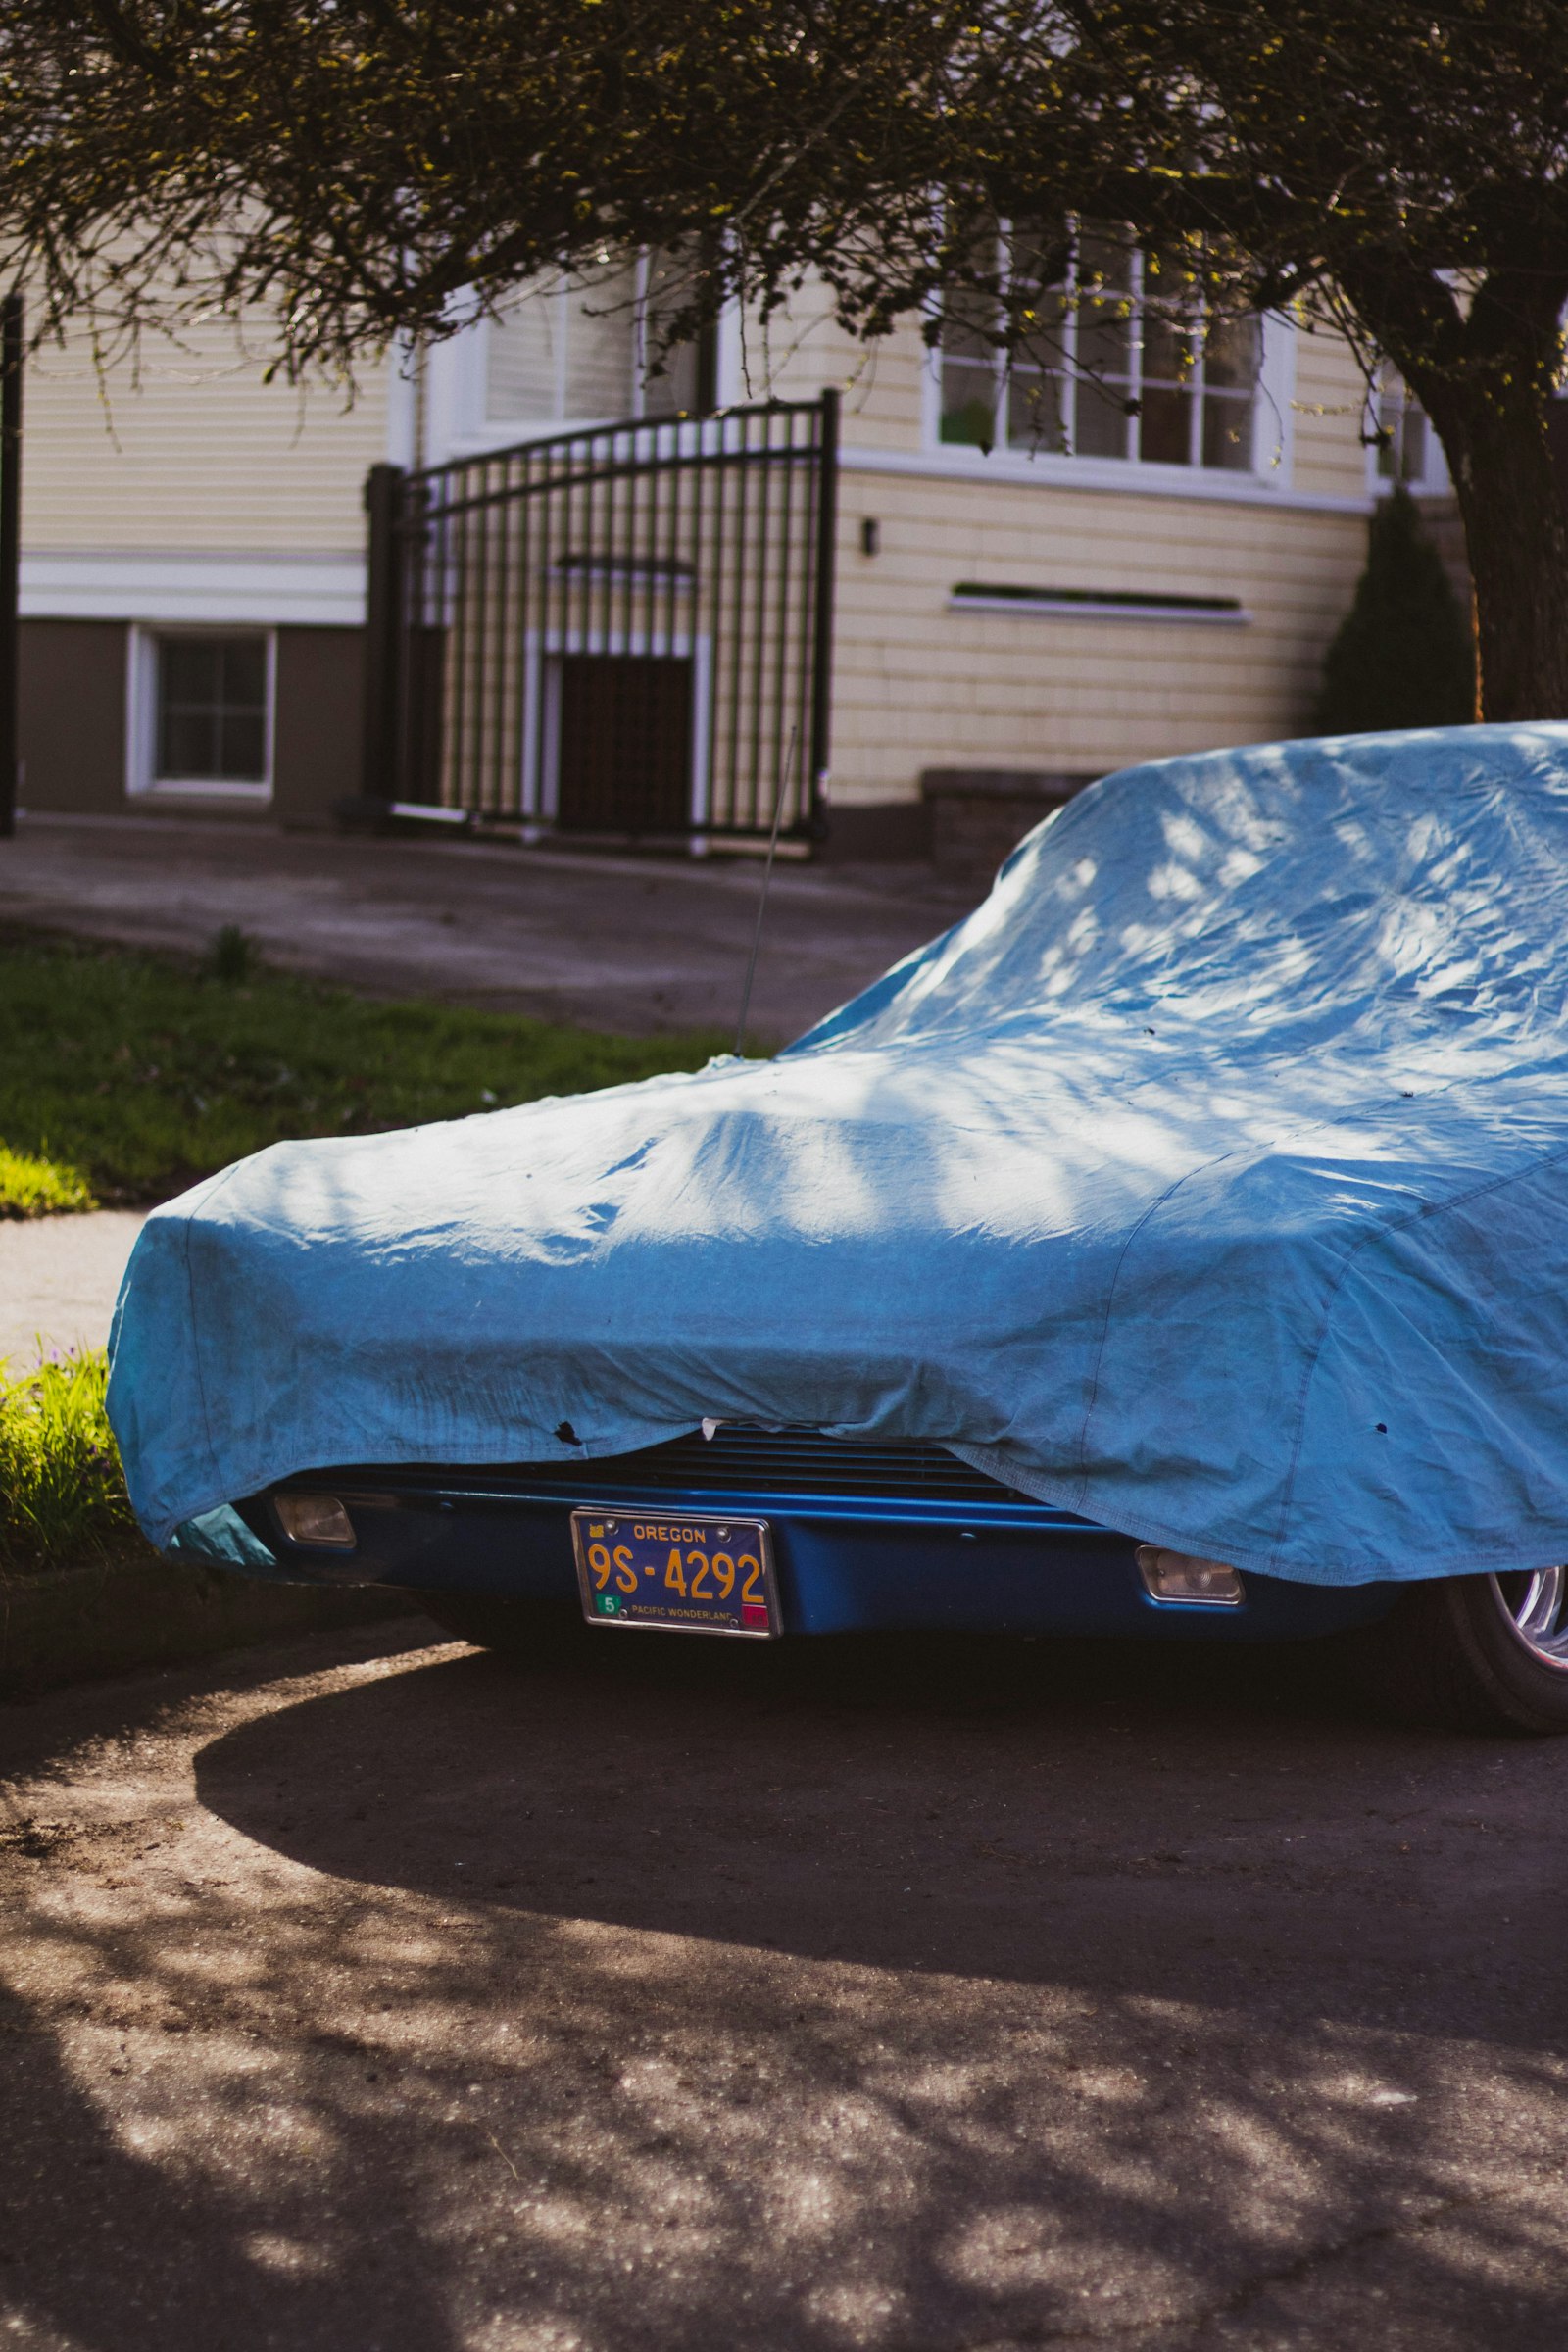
[13,253,1451,867]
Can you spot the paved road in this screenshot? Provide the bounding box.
[0,815,973,1045]
[4,1615,1566,2349]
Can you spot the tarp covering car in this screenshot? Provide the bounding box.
[109,724,1568,1586]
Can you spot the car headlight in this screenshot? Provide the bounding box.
[273,1492,357,1549]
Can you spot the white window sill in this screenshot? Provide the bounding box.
[846,441,1367,514]
[131,779,272,802]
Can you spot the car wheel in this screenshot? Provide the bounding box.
[1351,1568,1568,1735]
[415,1591,587,1660]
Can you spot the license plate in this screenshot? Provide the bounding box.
[570,1509,778,1638]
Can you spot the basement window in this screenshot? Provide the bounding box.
[129,628,274,799]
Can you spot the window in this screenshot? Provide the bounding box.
[1371,364,1446,493]
[939,224,1259,472]
[156,636,269,782]
[129,630,273,797]
[484,252,714,431]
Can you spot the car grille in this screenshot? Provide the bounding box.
[517,1424,1028,1503]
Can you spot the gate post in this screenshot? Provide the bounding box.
[808,386,840,834]
[0,296,24,840]
[360,461,406,805]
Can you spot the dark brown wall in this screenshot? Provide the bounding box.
[18,618,127,813]
[816,799,933,863]
[16,619,364,824]
[272,626,364,826]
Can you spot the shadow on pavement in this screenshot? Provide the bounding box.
[2,1625,1566,2350]
[193,1627,1568,2041]
[0,1974,460,2350]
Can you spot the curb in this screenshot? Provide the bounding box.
[0,1550,416,1695]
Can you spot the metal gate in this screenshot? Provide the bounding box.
[362,390,837,845]
[0,296,23,839]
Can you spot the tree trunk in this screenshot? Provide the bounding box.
[1420,375,1568,722]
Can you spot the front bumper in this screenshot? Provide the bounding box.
[229,1433,1398,1644]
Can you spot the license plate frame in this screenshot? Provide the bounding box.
[570,1509,779,1639]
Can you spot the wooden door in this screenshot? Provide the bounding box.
[555,653,694,833]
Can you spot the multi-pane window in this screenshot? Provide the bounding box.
[940,225,1259,472]
[155,635,269,784]
[485,253,712,430]
[1372,364,1441,490]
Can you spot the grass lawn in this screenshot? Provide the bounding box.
[0,928,727,1213]
[0,1348,139,1573]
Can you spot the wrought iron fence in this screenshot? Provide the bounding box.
[0,296,23,839]
[362,390,837,844]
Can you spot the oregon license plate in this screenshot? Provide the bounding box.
[570,1510,779,1638]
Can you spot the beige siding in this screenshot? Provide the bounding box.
[1290,327,1372,501]
[15,273,1402,812]
[22,320,392,555]
[828,471,1367,802]
[758,292,1384,801]
[749,287,929,451]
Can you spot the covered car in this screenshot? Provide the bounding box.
[108,724,1568,1730]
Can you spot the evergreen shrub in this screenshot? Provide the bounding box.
[1314,485,1475,733]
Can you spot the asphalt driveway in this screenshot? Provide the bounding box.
[0,814,972,1044]
[3,1614,1566,2350]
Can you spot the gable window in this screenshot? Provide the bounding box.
[940,224,1259,472]
[484,252,715,433]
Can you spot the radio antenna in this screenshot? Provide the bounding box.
[734,722,798,1058]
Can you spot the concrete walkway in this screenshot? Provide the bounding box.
[0,1209,147,1367]
[0,812,975,1043]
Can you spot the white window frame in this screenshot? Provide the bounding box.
[125,624,275,802]
[425,264,731,465]
[923,229,1294,492]
[1365,365,1450,497]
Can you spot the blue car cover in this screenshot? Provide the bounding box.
[109,724,1568,1586]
